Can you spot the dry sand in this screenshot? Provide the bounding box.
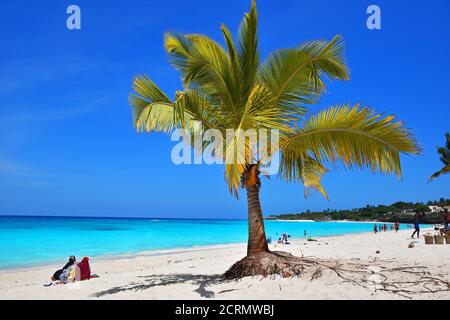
[0,228,449,300]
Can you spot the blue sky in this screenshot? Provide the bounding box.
[0,0,449,218]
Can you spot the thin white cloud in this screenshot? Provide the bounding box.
[0,56,101,96]
[0,94,113,124]
[0,94,115,180]
[0,158,31,176]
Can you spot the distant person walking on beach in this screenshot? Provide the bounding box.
[373,224,378,234]
[411,212,421,238]
[394,221,400,233]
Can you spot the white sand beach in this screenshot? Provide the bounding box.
[0,228,449,300]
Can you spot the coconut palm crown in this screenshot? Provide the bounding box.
[129,1,420,267]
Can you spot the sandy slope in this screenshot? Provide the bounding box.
[0,228,448,300]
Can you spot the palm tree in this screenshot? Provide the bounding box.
[429,132,450,181]
[129,1,420,278]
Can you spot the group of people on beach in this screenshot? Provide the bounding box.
[278,233,291,244]
[372,208,450,240]
[373,212,422,238]
[373,222,400,234]
[409,209,449,239]
[267,230,308,245]
[46,255,93,286]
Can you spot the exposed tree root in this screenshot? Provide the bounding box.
[224,251,450,299]
[224,251,305,279]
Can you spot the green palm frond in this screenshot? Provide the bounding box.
[237,84,303,134]
[445,132,450,150]
[258,35,349,113]
[131,100,177,133]
[221,23,242,96]
[280,153,329,199]
[129,75,176,133]
[130,75,200,134]
[297,35,349,89]
[165,32,241,124]
[258,49,319,110]
[237,0,259,102]
[164,32,193,75]
[224,132,248,196]
[131,74,172,104]
[428,132,450,182]
[130,1,420,198]
[429,166,450,181]
[282,105,420,179]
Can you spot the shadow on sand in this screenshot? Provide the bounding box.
[94,273,224,298]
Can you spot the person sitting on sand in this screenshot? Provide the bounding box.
[45,256,94,287]
[51,255,76,282]
[411,212,421,239]
[76,257,91,281]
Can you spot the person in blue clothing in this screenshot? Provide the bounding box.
[411,212,421,239]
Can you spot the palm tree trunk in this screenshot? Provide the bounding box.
[246,185,269,256]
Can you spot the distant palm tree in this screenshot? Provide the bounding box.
[429,132,450,182]
[129,0,419,278]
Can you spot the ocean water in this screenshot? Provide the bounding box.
[0,216,400,269]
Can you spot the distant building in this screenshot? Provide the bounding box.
[400,209,416,215]
[428,206,443,213]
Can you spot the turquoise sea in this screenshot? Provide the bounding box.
[0,216,401,269]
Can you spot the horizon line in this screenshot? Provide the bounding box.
[0,214,250,220]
